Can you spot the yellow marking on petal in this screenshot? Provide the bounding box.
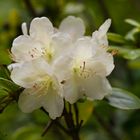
[42,46,54,63]
[31,76,53,97]
[73,61,92,79]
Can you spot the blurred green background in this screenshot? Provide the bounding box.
[0,0,140,140]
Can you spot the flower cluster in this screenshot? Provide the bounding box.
[8,16,114,119]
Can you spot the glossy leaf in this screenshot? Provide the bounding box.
[108,33,125,44]
[0,88,9,99]
[125,28,140,41]
[0,65,10,79]
[125,19,140,27]
[108,46,140,60]
[106,88,140,109]
[0,77,19,93]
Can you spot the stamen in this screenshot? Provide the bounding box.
[82,61,86,72]
[111,50,118,56]
[60,80,66,84]
[79,61,91,79]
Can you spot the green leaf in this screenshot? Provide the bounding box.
[0,77,19,93]
[125,28,140,41]
[108,46,140,60]
[108,33,125,44]
[0,78,20,112]
[0,65,10,79]
[0,88,9,99]
[125,19,140,27]
[106,88,140,109]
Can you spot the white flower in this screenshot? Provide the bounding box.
[9,16,114,119]
[9,16,86,119]
[53,19,114,104]
[11,16,85,63]
[10,58,64,119]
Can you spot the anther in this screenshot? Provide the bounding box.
[60,80,66,84]
[111,50,118,56]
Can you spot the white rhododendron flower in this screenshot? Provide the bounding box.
[8,16,114,119]
[11,16,85,63]
[53,19,114,103]
[10,58,64,119]
[9,16,85,119]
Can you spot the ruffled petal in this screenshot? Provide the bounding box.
[94,48,114,76]
[21,22,28,35]
[18,88,42,113]
[98,19,111,37]
[59,16,85,40]
[52,54,73,82]
[29,17,54,45]
[42,86,64,119]
[11,35,43,62]
[10,58,52,88]
[72,37,95,61]
[87,61,107,77]
[51,32,73,59]
[62,77,82,104]
[83,76,112,100]
[92,19,111,46]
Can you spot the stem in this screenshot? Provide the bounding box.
[41,120,54,137]
[63,103,81,140]
[74,103,79,126]
[41,101,82,140]
[71,132,80,140]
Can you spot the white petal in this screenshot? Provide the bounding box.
[52,54,73,82]
[98,19,111,36]
[11,35,43,62]
[94,49,114,75]
[29,17,54,44]
[21,22,28,35]
[88,61,107,77]
[92,19,111,46]
[42,86,64,119]
[59,16,85,40]
[8,63,23,71]
[63,77,82,104]
[101,53,114,75]
[10,58,52,88]
[73,37,95,61]
[83,76,112,100]
[18,88,42,113]
[51,32,73,59]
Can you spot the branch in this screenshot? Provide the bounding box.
[41,120,54,137]
[74,103,79,127]
[63,103,80,140]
